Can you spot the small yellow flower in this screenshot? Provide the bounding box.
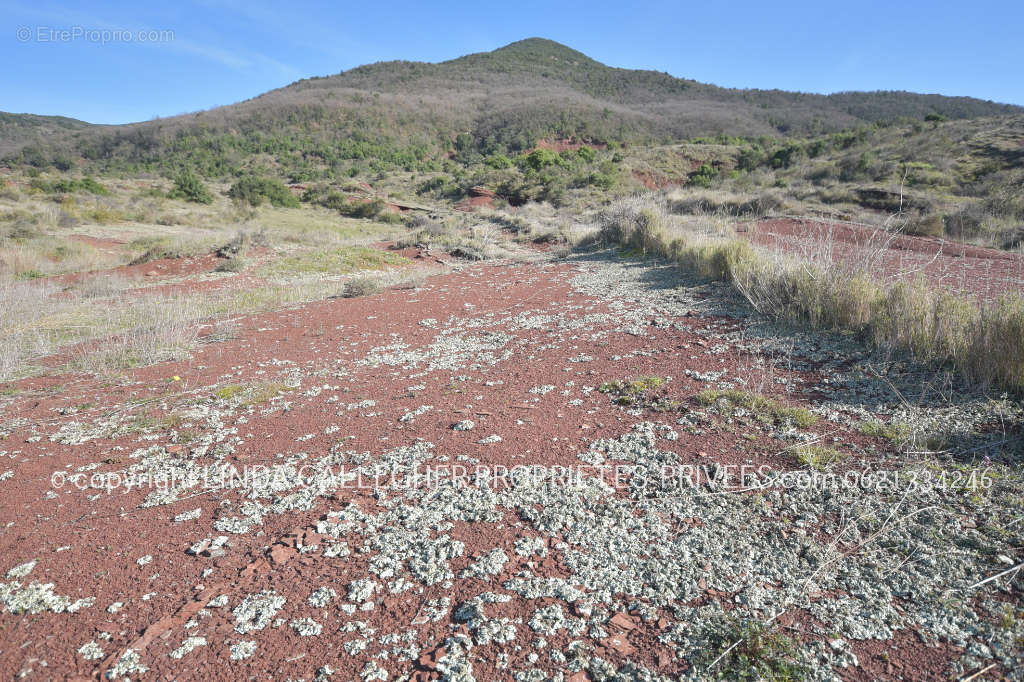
[172,376,181,382]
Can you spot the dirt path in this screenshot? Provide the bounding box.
[0,253,1020,681]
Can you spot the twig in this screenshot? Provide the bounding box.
[959,663,997,681]
[966,561,1024,590]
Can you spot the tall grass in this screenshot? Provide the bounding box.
[597,194,1024,393]
[0,278,202,380]
[0,263,442,382]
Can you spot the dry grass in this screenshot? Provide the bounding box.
[0,276,203,380]
[69,296,202,373]
[0,172,427,381]
[597,193,1024,393]
[0,278,60,379]
[0,259,444,382]
[340,275,384,298]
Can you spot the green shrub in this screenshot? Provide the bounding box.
[688,163,718,188]
[523,148,559,171]
[27,176,109,196]
[169,169,213,204]
[77,177,110,195]
[699,617,807,681]
[485,154,513,169]
[337,198,384,219]
[227,176,299,208]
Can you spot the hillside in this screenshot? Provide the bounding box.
[2,38,1019,179]
[0,112,91,158]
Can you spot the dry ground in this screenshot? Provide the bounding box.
[0,235,1021,680]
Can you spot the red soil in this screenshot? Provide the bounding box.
[750,218,1024,302]
[0,259,986,680]
[51,253,224,288]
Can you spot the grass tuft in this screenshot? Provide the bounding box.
[341,276,383,298]
[697,389,817,428]
[598,194,1024,394]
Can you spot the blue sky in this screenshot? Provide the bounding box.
[3,0,1021,124]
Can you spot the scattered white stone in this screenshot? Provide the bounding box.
[6,561,36,579]
[77,640,104,660]
[233,591,286,634]
[229,640,257,661]
[308,586,337,608]
[461,549,508,580]
[174,508,202,523]
[207,594,230,608]
[170,636,207,659]
[344,638,369,655]
[361,660,388,681]
[291,617,323,636]
[348,578,379,603]
[399,405,433,423]
[529,604,566,635]
[108,649,147,678]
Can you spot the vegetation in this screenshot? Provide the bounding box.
[28,176,109,195]
[598,376,681,410]
[257,246,408,279]
[600,194,1024,393]
[3,38,1017,183]
[168,169,213,204]
[1,38,1022,396]
[227,176,299,208]
[794,444,845,470]
[700,616,808,681]
[341,276,384,298]
[696,389,818,428]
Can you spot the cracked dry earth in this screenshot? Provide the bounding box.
[1,251,1022,681]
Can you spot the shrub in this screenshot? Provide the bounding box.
[26,176,109,196]
[169,169,214,204]
[523,149,559,171]
[215,257,248,273]
[688,163,718,188]
[346,198,385,218]
[227,176,299,208]
[905,214,944,238]
[341,276,383,298]
[944,207,984,240]
[485,154,513,169]
[77,177,110,195]
[216,229,266,258]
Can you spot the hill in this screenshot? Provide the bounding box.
[0,112,92,159]
[2,38,1019,179]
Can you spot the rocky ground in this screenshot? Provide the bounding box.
[0,247,1021,681]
